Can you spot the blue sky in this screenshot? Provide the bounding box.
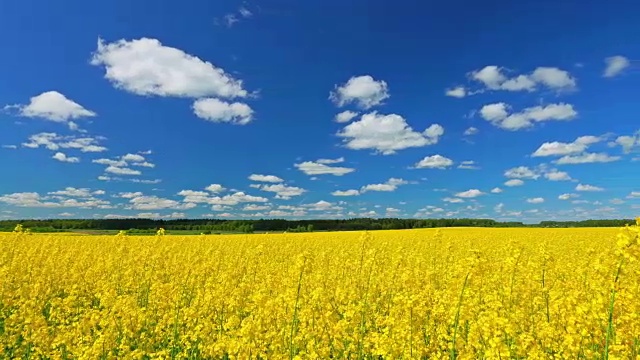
[1,0,639,221]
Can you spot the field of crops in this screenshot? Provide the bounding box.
[1,224,639,359]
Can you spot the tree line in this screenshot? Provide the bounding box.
[0,217,635,233]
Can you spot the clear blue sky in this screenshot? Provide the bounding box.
[1,0,638,221]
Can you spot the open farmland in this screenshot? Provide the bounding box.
[1,225,640,359]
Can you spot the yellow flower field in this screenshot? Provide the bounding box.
[1,224,640,359]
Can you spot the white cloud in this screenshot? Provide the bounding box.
[242,204,270,211]
[128,195,193,210]
[463,127,478,136]
[192,98,253,125]
[559,193,578,200]
[470,65,576,92]
[491,187,503,193]
[49,187,95,198]
[329,75,389,109]
[178,190,211,203]
[118,192,143,199]
[93,158,126,167]
[471,66,506,89]
[443,197,464,203]
[304,200,343,212]
[504,166,539,179]
[257,184,306,199]
[576,184,604,192]
[457,160,479,170]
[361,178,408,193]
[238,7,252,17]
[628,191,640,199]
[480,102,577,130]
[529,67,577,91]
[612,131,640,153]
[0,190,111,209]
[248,174,283,183]
[504,179,524,187]
[91,38,248,99]
[532,135,602,157]
[137,212,185,219]
[335,110,359,123]
[295,160,354,176]
[455,189,484,198]
[445,86,466,98]
[554,153,620,165]
[337,112,443,155]
[316,157,345,164]
[544,170,572,181]
[52,152,80,163]
[22,132,107,153]
[414,154,454,169]
[205,184,226,193]
[2,145,17,149]
[527,197,545,204]
[121,153,145,162]
[208,192,268,206]
[603,56,630,77]
[331,189,360,196]
[5,91,96,127]
[105,166,141,176]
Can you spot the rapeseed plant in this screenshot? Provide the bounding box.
[0,224,638,358]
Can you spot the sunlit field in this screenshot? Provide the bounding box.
[1,224,639,359]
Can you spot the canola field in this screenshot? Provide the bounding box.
[1,224,640,359]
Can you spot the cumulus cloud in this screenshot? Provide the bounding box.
[532,135,603,157]
[205,184,226,193]
[295,159,354,176]
[455,189,484,198]
[335,110,359,123]
[361,178,408,193]
[0,189,111,209]
[330,75,389,109]
[457,160,479,170]
[5,91,96,129]
[94,153,155,177]
[52,152,80,163]
[445,86,466,98]
[611,131,640,153]
[331,189,360,196]
[504,179,524,187]
[463,127,478,136]
[248,174,283,183]
[526,197,545,204]
[603,56,630,78]
[337,112,443,155]
[256,184,306,199]
[105,166,141,176]
[544,170,572,181]
[91,38,248,99]
[576,184,604,192]
[128,195,187,210]
[22,132,107,153]
[554,153,620,165]
[414,154,454,169]
[208,192,268,206]
[470,65,576,92]
[491,187,503,193]
[559,193,578,200]
[480,102,577,130]
[504,166,540,179]
[443,197,464,203]
[192,98,253,125]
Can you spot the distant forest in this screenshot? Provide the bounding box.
[0,218,636,233]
